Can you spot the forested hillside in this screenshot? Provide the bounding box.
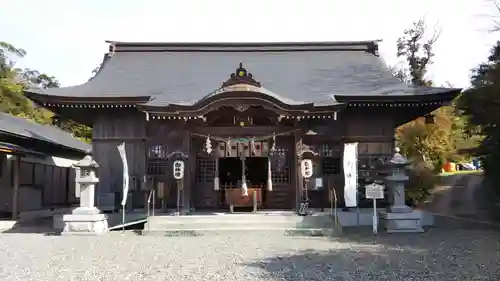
[0,41,92,142]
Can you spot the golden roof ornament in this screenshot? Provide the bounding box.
[222,63,262,88]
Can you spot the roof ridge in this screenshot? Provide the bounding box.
[106,40,383,45]
[105,40,382,55]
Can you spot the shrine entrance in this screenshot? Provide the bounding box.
[192,132,295,211]
[218,157,269,211]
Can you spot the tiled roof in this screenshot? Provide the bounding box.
[0,113,91,153]
[24,41,461,105]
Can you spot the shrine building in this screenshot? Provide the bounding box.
[23,41,461,212]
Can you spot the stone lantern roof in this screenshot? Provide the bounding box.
[390,147,409,166]
[73,153,100,169]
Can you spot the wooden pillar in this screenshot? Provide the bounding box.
[12,155,21,220]
[294,131,303,211]
[182,130,192,213]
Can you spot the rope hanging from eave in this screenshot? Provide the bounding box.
[267,156,273,191]
[213,158,220,191]
[241,156,248,196]
[191,129,295,142]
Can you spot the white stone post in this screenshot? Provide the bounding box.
[62,154,109,235]
[379,148,424,233]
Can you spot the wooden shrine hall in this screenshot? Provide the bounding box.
[23,41,461,212]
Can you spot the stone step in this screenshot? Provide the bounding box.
[141,227,339,237]
[145,220,334,230]
[146,214,336,231]
[146,215,333,221]
[147,214,333,224]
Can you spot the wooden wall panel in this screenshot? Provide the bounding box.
[92,140,145,194]
[92,109,148,207]
[33,164,44,186]
[92,110,147,139]
[60,168,68,204]
[68,168,77,204]
[266,136,295,209]
[43,165,53,205]
[53,167,61,204]
[343,108,395,140]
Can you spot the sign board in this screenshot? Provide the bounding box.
[157,182,165,198]
[315,178,323,188]
[365,182,384,235]
[365,183,385,199]
[312,177,323,190]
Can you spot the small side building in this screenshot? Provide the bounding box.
[0,113,91,220]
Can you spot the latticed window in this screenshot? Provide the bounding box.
[308,143,342,176]
[196,157,216,183]
[148,145,168,158]
[356,143,393,207]
[321,157,341,175]
[314,144,334,157]
[270,147,290,184]
[146,144,169,176]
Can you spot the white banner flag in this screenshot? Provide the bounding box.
[117,143,129,206]
[343,143,358,207]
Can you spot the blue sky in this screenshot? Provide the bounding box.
[1,0,498,89]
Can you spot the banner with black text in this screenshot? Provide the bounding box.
[343,143,358,207]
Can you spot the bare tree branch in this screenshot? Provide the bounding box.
[486,0,500,32]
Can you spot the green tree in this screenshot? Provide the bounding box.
[391,19,473,205]
[25,71,92,142]
[457,42,500,190]
[395,19,440,86]
[0,41,33,116]
[0,41,92,143]
[392,20,467,170]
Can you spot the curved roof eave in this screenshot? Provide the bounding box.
[23,52,113,99]
[23,89,152,104]
[141,83,344,108]
[334,87,463,102]
[87,53,112,82]
[196,84,306,106]
[22,52,152,102]
[138,86,345,113]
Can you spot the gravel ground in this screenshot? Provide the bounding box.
[0,227,499,281]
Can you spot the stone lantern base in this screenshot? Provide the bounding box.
[379,211,424,233]
[61,207,109,236]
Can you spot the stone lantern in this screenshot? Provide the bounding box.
[379,148,423,233]
[62,153,109,235]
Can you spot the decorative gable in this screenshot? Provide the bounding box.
[221,63,262,88]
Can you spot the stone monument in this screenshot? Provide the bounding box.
[379,148,424,233]
[62,153,109,235]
